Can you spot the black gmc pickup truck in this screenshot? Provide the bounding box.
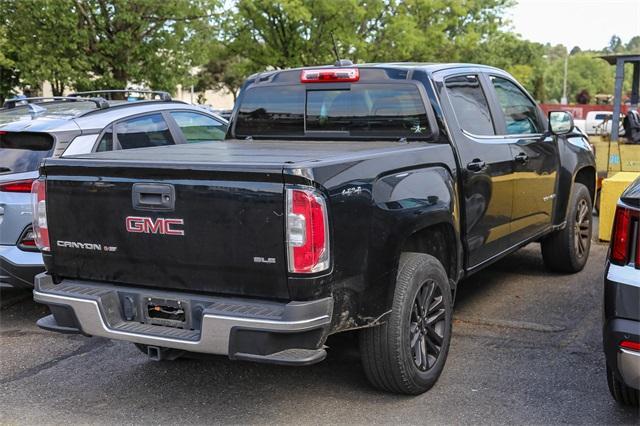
[33,62,595,394]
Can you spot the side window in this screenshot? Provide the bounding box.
[170,111,226,143]
[115,113,175,150]
[490,76,542,135]
[96,126,113,152]
[444,75,495,136]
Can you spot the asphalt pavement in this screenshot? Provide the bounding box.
[1,242,638,424]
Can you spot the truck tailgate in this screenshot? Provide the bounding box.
[43,161,288,299]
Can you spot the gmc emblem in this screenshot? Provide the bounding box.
[125,216,185,236]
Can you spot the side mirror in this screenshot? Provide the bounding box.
[548,110,574,135]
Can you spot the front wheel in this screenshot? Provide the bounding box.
[359,253,453,394]
[541,183,592,273]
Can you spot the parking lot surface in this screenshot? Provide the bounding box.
[1,243,638,424]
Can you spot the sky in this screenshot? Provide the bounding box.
[507,0,640,50]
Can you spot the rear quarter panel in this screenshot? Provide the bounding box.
[285,143,460,330]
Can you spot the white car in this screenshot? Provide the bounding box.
[585,110,625,136]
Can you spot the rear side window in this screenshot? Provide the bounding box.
[490,76,542,135]
[96,127,113,152]
[235,83,430,139]
[115,114,175,150]
[444,75,495,136]
[235,86,305,136]
[170,111,226,143]
[0,132,54,174]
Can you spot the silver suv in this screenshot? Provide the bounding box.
[0,91,229,288]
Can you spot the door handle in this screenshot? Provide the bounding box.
[514,152,529,164]
[466,159,486,172]
[132,183,175,211]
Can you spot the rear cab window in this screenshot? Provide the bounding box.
[235,86,305,136]
[233,68,434,140]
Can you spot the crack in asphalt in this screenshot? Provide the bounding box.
[454,331,596,355]
[0,338,110,386]
[453,316,566,332]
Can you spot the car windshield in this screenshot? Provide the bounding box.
[0,101,98,125]
[235,83,431,140]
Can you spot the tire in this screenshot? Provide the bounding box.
[359,253,453,395]
[607,364,639,406]
[541,183,592,273]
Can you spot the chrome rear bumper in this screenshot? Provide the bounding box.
[33,274,332,360]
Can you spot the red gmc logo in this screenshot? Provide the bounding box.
[125,216,185,236]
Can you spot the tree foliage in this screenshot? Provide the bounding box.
[0,26,19,103]
[72,0,219,92]
[0,0,219,95]
[0,0,87,96]
[195,43,252,101]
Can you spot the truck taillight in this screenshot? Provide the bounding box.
[30,179,50,252]
[300,68,359,83]
[0,179,35,192]
[286,187,330,273]
[610,206,639,266]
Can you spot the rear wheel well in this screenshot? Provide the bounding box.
[400,223,457,281]
[574,166,596,202]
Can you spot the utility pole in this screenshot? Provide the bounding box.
[561,54,569,104]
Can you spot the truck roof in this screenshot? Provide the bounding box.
[248,62,505,80]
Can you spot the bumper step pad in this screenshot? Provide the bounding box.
[233,348,327,366]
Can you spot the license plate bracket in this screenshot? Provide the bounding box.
[143,297,190,329]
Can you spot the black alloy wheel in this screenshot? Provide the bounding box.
[574,198,591,259]
[410,279,446,371]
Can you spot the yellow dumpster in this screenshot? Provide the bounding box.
[599,171,640,241]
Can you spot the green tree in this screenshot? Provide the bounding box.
[0,0,87,95]
[625,35,640,53]
[0,26,19,102]
[607,34,623,53]
[543,53,613,103]
[227,0,384,70]
[73,0,219,92]
[1,0,220,94]
[362,0,513,63]
[196,44,252,101]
